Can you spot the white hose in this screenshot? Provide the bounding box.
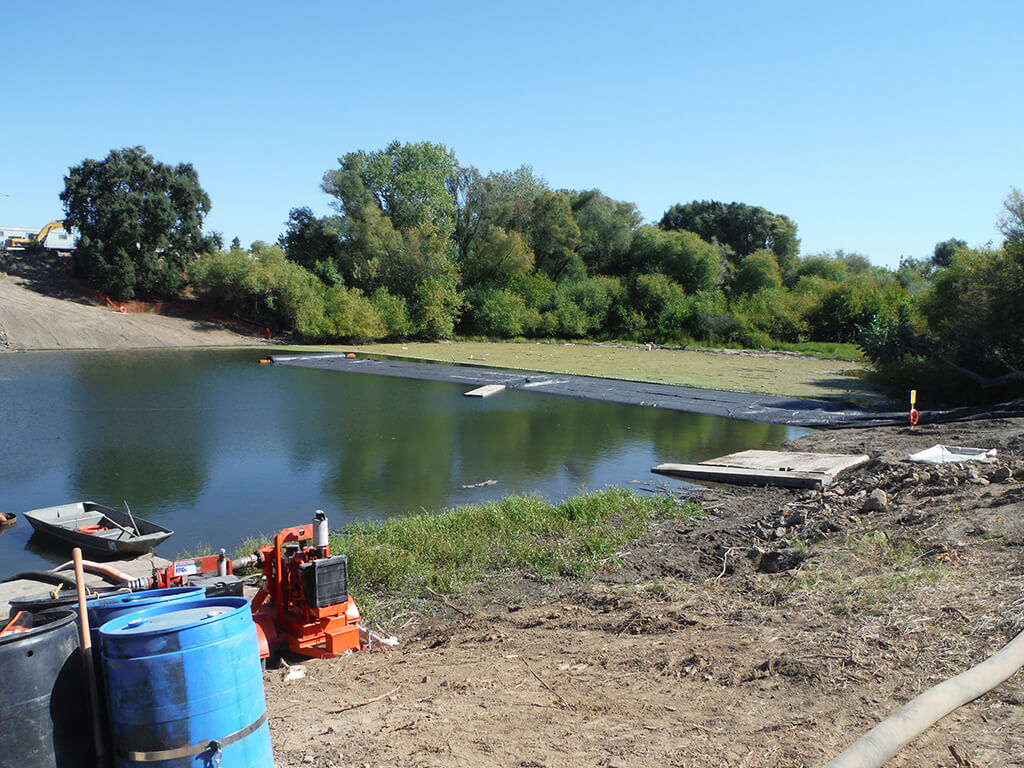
[823,628,1024,767]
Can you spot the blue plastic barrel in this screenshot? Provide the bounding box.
[88,587,204,647]
[100,597,273,768]
[86,586,207,760]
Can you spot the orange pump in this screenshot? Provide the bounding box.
[249,513,362,659]
[149,511,364,660]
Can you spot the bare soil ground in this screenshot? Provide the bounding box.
[265,420,1024,768]
[0,252,269,351]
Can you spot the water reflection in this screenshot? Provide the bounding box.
[0,349,804,574]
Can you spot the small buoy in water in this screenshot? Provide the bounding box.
[119,305,127,314]
[346,353,356,358]
[258,358,272,365]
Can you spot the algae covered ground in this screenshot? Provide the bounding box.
[311,340,874,400]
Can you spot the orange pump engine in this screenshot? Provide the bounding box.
[248,511,362,660]
[149,511,364,660]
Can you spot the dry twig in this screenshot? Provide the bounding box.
[425,586,472,616]
[327,685,401,714]
[521,657,575,711]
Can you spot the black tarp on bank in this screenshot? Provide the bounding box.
[271,353,1024,429]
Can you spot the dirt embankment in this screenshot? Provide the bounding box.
[0,252,269,351]
[265,420,1024,768]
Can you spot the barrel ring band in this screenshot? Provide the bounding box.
[118,711,267,762]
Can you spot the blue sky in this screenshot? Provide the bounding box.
[2,1,1021,268]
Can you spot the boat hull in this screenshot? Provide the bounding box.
[23,502,173,558]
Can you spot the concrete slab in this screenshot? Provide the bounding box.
[653,450,869,489]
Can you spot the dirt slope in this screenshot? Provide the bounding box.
[265,420,1024,768]
[0,252,267,351]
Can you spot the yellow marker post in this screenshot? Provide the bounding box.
[909,389,919,428]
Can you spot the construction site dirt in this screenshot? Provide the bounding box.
[265,419,1024,768]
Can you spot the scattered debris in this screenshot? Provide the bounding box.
[907,445,998,464]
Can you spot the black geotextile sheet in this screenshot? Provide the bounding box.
[271,354,1024,430]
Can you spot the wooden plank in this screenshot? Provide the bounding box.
[700,450,869,478]
[652,462,828,489]
[464,384,506,398]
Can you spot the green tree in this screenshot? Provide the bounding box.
[931,238,966,268]
[279,207,346,284]
[999,187,1024,243]
[659,200,799,270]
[465,288,532,337]
[862,242,1024,401]
[61,146,215,299]
[631,273,692,340]
[566,189,642,275]
[919,243,1024,385]
[787,254,848,285]
[322,140,459,236]
[627,226,722,293]
[461,226,534,288]
[731,250,782,295]
[529,190,584,282]
[480,165,548,235]
[369,288,414,337]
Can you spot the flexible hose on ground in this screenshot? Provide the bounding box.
[1,570,78,587]
[823,628,1024,767]
[50,559,136,584]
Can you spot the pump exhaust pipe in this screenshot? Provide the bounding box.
[313,509,329,556]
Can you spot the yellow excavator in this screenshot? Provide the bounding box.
[4,220,73,252]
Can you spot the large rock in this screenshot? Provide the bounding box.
[862,488,889,514]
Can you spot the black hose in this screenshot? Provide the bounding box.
[1,570,79,588]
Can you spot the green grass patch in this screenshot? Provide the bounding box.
[764,529,952,613]
[763,341,864,361]
[332,488,700,622]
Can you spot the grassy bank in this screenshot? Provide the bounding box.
[331,488,698,623]
[284,339,873,400]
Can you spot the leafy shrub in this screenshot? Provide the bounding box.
[412,274,463,338]
[190,245,324,332]
[370,288,414,337]
[465,288,531,337]
[731,287,809,342]
[631,273,691,340]
[627,226,722,293]
[557,276,627,336]
[731,250,782,295]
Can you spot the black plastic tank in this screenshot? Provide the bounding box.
[0,610,95,767]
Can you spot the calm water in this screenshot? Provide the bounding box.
[0,349,804,573]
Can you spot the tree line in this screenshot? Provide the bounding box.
[60,144,1024,403]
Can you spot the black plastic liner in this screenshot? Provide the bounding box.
[271,353,1024,429]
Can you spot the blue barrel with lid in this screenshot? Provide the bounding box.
[88,587,204,647]
[100,597,273,768]
[87,587,206,759]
